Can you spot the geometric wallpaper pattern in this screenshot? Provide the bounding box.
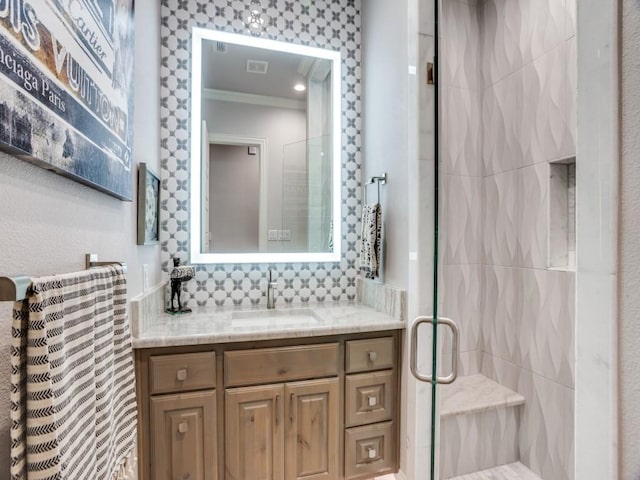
[159,0,361,308]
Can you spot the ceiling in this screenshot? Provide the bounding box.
[201,40,322,100]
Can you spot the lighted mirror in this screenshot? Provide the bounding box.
[190,28,342,264]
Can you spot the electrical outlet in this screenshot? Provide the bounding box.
[268,230,279,241]
[281,230,291,241]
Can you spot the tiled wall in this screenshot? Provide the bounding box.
[438,1,577,479]
[439,0,484,377]
[159,0,361,308]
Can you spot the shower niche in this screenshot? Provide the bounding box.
[549,158,576,270]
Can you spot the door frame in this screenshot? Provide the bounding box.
[208,133,268,251]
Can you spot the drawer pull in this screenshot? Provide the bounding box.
[367,351,377,363]
[178,422,189,434]
[367,446,376,459]
[176,369,188,381]
[368,396,377,407]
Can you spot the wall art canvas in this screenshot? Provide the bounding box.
[0,0,135,200]
[137,162,159,245]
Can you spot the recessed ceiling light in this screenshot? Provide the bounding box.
[294,83,306,92]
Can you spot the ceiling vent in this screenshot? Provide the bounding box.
[246,59,269,74]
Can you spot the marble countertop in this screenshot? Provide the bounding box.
[132,301,405,349]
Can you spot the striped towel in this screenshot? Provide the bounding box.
[10,265,137,480]
[358,203,382,279]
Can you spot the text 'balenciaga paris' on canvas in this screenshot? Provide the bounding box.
[0,0,135,200]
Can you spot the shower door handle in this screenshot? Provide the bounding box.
[410,316,459,385]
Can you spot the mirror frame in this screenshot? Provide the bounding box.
[190,28,342,264]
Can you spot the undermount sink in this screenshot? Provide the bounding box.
[230,308,321,327]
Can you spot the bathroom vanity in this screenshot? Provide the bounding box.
[133,303,404,480]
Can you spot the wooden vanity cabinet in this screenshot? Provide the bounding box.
[150,390,217,480]
[225,378,340,480]
[135,331,401,480]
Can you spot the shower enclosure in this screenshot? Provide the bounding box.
[281,135,333,253]
[409,0,578,478]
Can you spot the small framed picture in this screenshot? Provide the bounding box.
[137,163,160,245]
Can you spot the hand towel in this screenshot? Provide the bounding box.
[358,203,382,279]
[10,265,137,480]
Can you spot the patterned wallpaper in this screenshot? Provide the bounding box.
[159,0,361,307]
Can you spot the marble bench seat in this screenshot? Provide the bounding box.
[439,374,526,479]
[440,374,525,418]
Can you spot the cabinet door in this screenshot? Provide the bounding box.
[150,390,217,480]
[225,384,284,480]
[285,378,340,480]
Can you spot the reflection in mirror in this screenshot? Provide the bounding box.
[191,28,341,264]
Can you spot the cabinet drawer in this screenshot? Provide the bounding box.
[345,337,394,373]
[344,421,395,480]
[224,343,339,387]
[345,370,394,427]
[149,352,216,394]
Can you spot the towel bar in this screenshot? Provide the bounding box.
[0,254,127,302]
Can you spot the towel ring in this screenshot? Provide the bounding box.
[365,173,387,204]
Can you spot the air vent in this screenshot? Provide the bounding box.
[246,59,268,74]
[215,41,227,53]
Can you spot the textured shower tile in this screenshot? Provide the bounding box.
[442,87,481,177]
[482,74,523,175]
[480,0,526,85]
[519,0,566,65]
[519,269,575,386]
[565,0,577,39]
[418,0,434,36]
[563,387,575,480]
[440,410,484,478]
[459,350,482,376]
[483,171,519,266]
[517,164,549,268]
[564,37,577,157]
[519,45,568,167]
[440,405,520,478]
[479,408,520,471]
[439,350,482,378]
[518,371,567,480]
[444,175,482,264]
[482,352,520,392]
[442,0,480,91]
[441,265,483,354]
[565,271,576,388]
[483,266,521,365]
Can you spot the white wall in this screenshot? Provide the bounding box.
[202,100,306,236]
[620,1,640,478]
[361,0,409,289]
[0,1,161,475]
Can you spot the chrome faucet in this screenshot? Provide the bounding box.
[266,270,277,309]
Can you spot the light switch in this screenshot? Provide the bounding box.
[268,230,279,241]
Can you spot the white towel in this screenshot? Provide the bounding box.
[10,265,137,480]
[358,203,382,279]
